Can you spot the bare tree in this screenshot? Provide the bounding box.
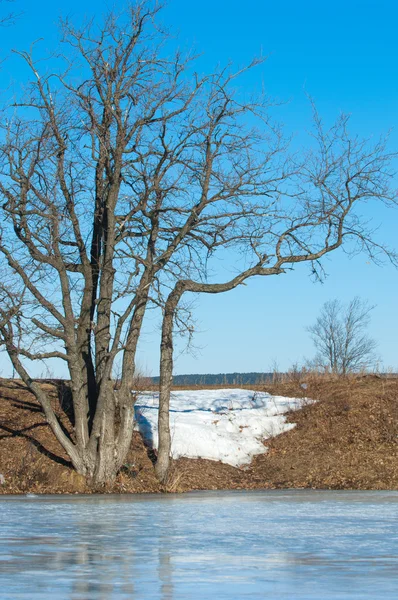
[307,297,378,375]
[0,2,395,485]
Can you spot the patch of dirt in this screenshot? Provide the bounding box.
[1,376,397,494]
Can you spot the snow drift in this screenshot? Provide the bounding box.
[134,389,308,467]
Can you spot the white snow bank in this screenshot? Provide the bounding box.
[134,389,310,467]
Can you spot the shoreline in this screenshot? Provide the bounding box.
[1,376,398,495]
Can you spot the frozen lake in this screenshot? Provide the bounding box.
[1,490,398,599]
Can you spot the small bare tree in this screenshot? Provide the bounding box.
[307,297,378,375]
[0,2,395,485]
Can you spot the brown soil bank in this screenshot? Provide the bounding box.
[0,376,397,494]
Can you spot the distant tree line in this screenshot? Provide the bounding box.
[151,372,274,386]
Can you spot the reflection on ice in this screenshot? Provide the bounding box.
[1,490,398,599]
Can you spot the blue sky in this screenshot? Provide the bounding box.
[0,0,397,376]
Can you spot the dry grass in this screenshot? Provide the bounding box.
[1,374,397,493]
[248,374,398,489]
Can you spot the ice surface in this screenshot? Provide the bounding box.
[1,491,398,599]
[134,388,307,466]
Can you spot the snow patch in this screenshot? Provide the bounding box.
[134,389,310,467]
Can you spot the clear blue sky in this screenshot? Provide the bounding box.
[0,0,397,376]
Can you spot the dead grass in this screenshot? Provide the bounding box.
[0,374,397,493]
[247,374,398,490]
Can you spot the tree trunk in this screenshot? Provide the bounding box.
[156,285,184,483]
[91,445,117,485]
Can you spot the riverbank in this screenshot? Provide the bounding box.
[1,376,397,493]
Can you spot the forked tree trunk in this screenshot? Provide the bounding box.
[12,364,136,487]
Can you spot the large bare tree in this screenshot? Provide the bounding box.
[0,2,395,484]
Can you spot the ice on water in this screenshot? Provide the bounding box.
[1,491,398,599]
